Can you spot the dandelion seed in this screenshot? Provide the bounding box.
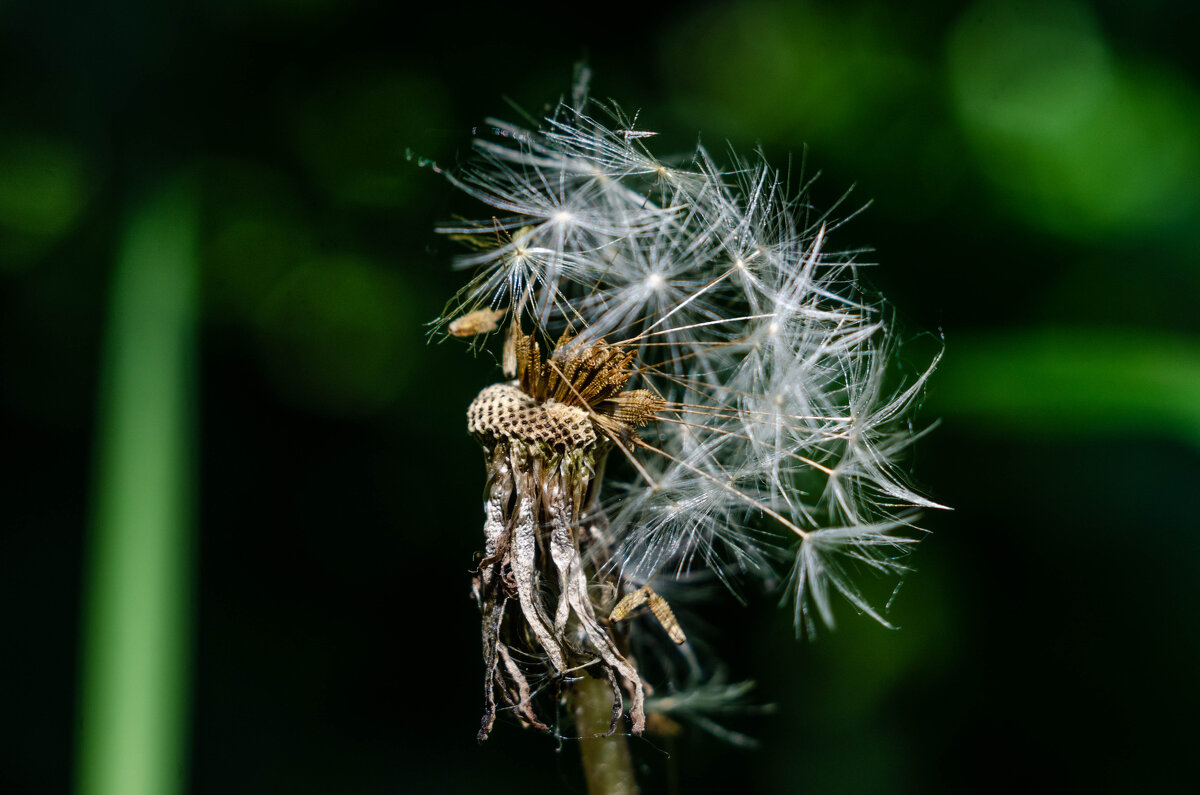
[448,307,506,337]
[435,82,944,741]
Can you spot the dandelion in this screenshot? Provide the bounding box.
[433,78,944,749]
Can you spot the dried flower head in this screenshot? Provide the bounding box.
[434,81,944,741]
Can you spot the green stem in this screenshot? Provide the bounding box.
[76,176,198,795]
[571,675,639,795]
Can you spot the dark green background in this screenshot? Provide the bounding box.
[3,0,1198,792]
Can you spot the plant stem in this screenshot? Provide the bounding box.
[570,675,639,795]
[77,176,198,795]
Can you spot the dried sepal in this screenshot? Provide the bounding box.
[467,334,662,739]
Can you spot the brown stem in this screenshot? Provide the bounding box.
[570,675,639,795]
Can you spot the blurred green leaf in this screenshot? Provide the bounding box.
[934,327,1200,447]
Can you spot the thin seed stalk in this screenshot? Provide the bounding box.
[571,675,639,795]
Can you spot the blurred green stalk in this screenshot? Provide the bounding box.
[77,177,198,795]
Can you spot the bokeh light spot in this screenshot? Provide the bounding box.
[254,253,417,415]
[660,2,923,145]
[291,67,451,208]
[948,0,1200,236]
[0,131,89,269]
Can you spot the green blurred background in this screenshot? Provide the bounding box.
[3,0,1198,792]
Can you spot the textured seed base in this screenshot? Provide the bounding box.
[468,383,597,450]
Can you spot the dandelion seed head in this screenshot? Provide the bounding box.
[437,79,944,740]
